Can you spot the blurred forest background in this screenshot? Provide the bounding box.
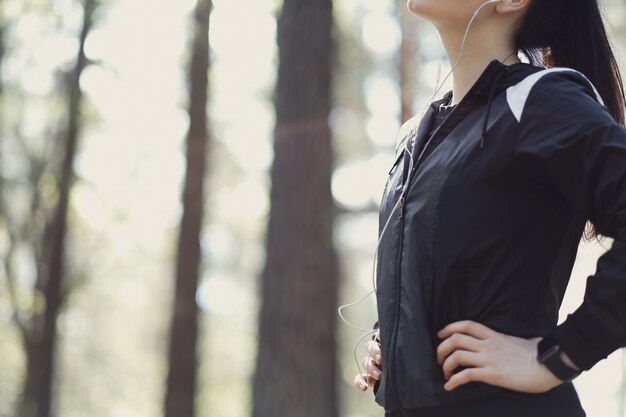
[0,0,625,416]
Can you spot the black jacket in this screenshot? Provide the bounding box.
[371,58,626,413]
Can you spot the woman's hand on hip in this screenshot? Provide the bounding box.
[354,329,382,392]
[435,320,565,393]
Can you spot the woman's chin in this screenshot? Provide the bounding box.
[406,0,438,20]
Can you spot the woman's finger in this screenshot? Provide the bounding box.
[436,332,482,365]
[361,356,381,379]
[441,349,484,381]
[368,357,382,379]
[444,366,492,391]
[353,373,367,391]
[353,373,376,391]
[366,340,382,365]
[437,320,498,340]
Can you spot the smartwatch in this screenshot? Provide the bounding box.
[536,333,583,382]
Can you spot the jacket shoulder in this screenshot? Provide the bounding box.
[505,67,605,123]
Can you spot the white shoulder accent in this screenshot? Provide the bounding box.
[505,67,605,123]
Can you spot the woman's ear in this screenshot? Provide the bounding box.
[495,0,531,15]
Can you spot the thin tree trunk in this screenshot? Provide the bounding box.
[164,1,212,416]
[397,0,420,123]
[252,1,340,417]
[17,1,96,416]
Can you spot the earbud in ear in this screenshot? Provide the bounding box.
[487,0,512,4]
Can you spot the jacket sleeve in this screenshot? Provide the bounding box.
[514,69,626,372]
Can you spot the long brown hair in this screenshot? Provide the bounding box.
[514,0,625,242]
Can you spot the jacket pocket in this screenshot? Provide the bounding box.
[441,262,479,326]
[440,266,463,327]
[461,264,481,320]
[439,263,480,377]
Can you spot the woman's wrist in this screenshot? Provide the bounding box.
[560,350,580,371]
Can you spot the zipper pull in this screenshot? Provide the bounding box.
[398,196,405,218]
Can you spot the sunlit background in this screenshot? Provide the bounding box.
[1,0,625,416]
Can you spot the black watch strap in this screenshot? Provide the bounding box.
[537,334,582,382]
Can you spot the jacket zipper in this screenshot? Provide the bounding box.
[388,194,407,412]
[386,68,499,411]
[387,126,438,412]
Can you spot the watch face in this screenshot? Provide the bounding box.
[536,335,582,381]
[537,344,559,363]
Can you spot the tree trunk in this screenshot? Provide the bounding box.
[17,1,96,416]
[252,1,340,417]
[164,1,212,417]
[397,0,420,123]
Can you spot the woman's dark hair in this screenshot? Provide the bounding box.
[514,0,625,242]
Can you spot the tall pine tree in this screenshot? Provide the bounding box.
[164,1,213,416]
[252,0,340,416]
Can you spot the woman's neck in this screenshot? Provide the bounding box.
[435,22,521,105]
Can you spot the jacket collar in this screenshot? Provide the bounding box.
[397,59,543,163]
[438,59,534,103]
[428,59,542,149]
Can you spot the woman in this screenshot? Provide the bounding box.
[352,0,626,416]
